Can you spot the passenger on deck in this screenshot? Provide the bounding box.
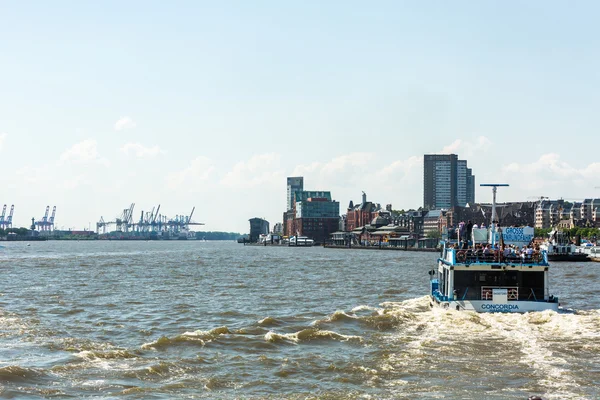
[483,244,492,259]
[503,245,512,259]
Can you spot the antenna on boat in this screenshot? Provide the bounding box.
[480,184,509,246]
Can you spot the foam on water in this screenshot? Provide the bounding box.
[376,296,600,400]
[264,328,363,344]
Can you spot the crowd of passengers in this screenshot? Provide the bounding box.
[448,242,542,263]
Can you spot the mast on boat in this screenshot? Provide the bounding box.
[480,183,509,246]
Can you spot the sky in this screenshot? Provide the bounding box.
[1,1,599,233]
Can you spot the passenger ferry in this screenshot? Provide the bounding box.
[429,184,560,313]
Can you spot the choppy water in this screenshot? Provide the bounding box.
[0,241,598,399]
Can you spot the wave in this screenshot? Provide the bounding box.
[257,316,283,326]
[76,349,140,360]
[264,328,363,344]
[310,304,420,331]
[142,326,231,350]
[0,365,45,382]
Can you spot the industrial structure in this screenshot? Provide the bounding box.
[34,206,56,233]
[96,204,203,238]
[0,205,15,230]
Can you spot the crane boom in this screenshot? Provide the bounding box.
[127,203,135,224]
[43,206,50,221]
[152,205,161,223]
[49,206,56,223]
[0,205,6,221]
[187,207,195,223]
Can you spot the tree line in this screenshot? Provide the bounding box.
[534,227,599,240]
[194,231,242,241]
[0,227,31,237]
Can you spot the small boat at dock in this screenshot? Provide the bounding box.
[540,231,590,262]
[288,236,314,247]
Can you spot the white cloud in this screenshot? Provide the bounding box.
[376,155,422,182]
[499,153,600,198]
[0,133,7,151]
[114,116,136,131]
[220,153,283,188]
[63,174,89,190]
[168,156,215,189]
[440,135,493,156]
[59,139,110,166]
[289,152,422,209]
[292,152,375,189]
[14,165,50,186]
[119,142,163,158]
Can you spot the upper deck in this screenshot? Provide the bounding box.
[441,246,549,269]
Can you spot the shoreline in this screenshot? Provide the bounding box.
[323,245,439,252]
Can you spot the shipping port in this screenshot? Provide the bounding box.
[96,204,204,240]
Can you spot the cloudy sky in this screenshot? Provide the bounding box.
[1,1,599,233]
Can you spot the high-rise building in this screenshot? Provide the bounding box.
[286,177,304,211]
[424,154,475,210]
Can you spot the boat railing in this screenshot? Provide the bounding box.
[447,248,547,265]
[451,285,550,302]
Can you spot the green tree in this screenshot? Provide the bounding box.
[426,231,441,239]
[534,228,552,238]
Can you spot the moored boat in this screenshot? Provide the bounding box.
[429,184,560,313]
[288,236,314,247]
[540,231,590,262]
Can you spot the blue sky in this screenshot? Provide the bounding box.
[1,1,599,233]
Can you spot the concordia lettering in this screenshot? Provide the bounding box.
[481,304,520,311]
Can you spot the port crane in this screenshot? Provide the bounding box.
[97,204,203,237]
[0,205,14,230]
[35,206,56,233]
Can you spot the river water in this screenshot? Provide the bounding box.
[0,241,598,399]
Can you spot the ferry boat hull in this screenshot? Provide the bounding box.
[430,295,559,313]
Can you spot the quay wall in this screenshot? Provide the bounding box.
[323,245,439,252]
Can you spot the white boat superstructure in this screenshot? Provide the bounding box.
[429,184,560,313]
[288,236,314,247]
[588,246,600,262]
[540,231,590,262]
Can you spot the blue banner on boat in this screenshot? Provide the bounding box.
[499,227,534,247]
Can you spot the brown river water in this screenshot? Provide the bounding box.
[0,240,598,399]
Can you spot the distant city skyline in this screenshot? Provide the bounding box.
[1,2,599,233]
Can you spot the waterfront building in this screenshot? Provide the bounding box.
[534,199,600,229]
[292,191,340,244]
[581,199,600,223]
[447,202,535,233]
[286,177,304,211]
[249,218,269,243]
[423,154,475,210]
[338,214,347,232]
[345,192,382,231]
[393,210,426,236]
[273,222,283,235]
[423,210,447,236]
